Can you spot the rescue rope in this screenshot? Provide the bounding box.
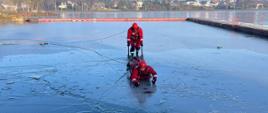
[2,31,131,101]
[50,30,127,64]
[1,30,127,64]
[98,71,129,101]
[86,31,125,41]
[49,42,124,64]
[67,31,126,44]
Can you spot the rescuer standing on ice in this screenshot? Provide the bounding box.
[127,23,143,57]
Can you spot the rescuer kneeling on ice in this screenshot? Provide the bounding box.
[130,60,158,87]
[127,23,143,57]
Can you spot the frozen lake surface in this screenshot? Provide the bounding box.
[1,22,268,113]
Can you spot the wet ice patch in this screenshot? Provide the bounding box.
[30,74,43,80]
[143,90,153,94]
[6,81,15,85]
[0,39,46,46]
[0,65,57,77]
[0,65,57,93]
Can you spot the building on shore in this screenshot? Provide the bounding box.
[1,0,268,12]
[0,3,18,12]
[136,0,144,10]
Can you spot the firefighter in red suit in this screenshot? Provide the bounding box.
[127,23,143,57]
[130,60,158,87]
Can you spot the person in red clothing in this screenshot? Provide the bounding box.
[127,23,143,57]
[130,60,158,87]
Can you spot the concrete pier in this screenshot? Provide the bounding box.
[187,18,268,38]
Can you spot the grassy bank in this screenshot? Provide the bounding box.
[0,11,57,23]
[0,12,24,23]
